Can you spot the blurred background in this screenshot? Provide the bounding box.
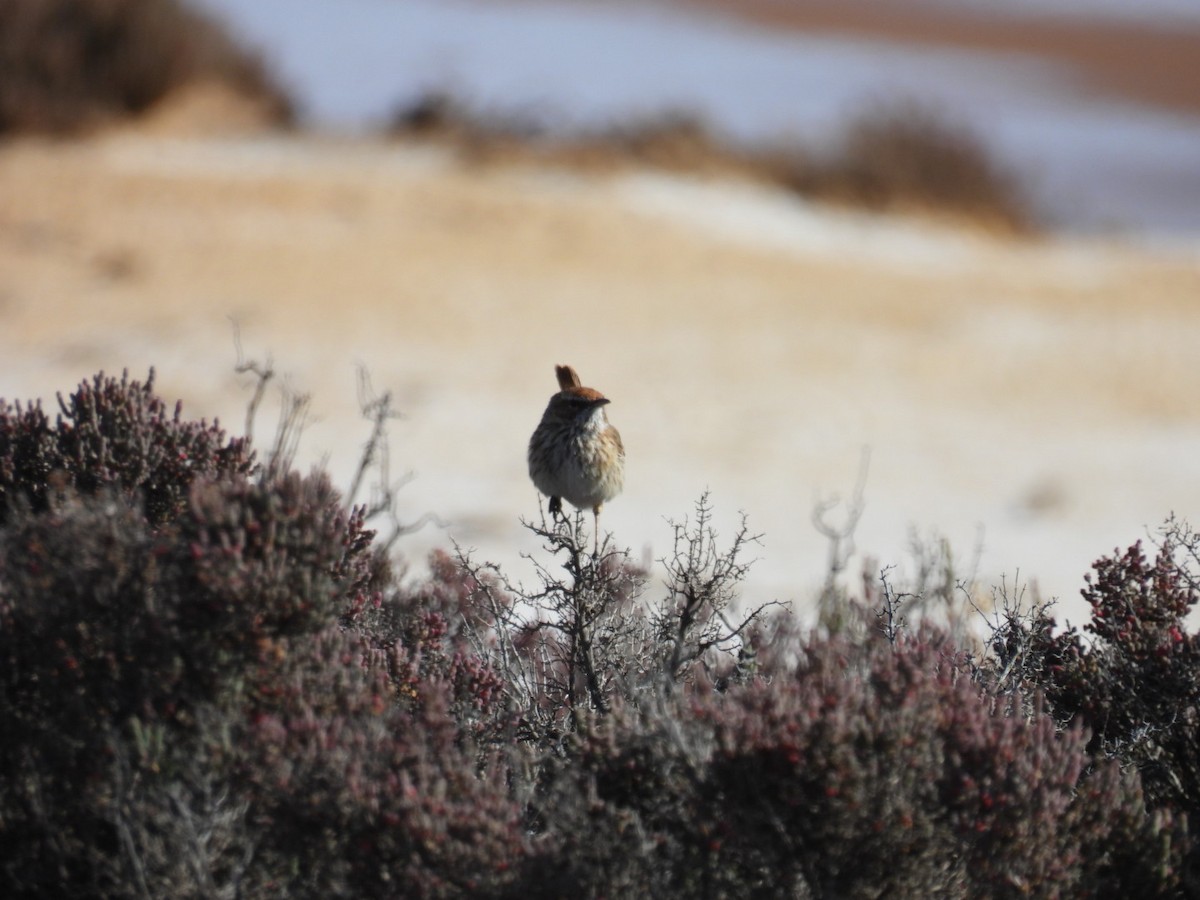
[1,0,1198,617]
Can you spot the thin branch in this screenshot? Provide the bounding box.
[348,365,444,548]
[813,446,871,591]
[230,318,274,447]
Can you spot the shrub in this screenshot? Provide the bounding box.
[389,89,1034,230]
[0,372,517,898]
[236,627,528,899]
[991,526,1200,884]
[456,495,769,756]
[2,368,1193,897]
[0,471,380,894]
[0,369,255,525]
[0,0,293,134]
[535,621,1182,898]
[349,548,509,743]
[776,102,1031,231]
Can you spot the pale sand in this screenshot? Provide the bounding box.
[1,122,1198,620]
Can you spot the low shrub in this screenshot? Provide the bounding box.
[389,90,1034,230]
[0,372,516,898]
[0,369,255,525]
[777,103,1031,230]
[0,0,293,134]
[236,627,527,899]
[990,524,1200,888]
[1,369,1193,897]
[535,622,1182,898]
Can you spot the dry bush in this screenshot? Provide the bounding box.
[0,369,256,525]
[390,92,745,176]
[0,0,293,134]
[532,617,1182,899]
[771,102,1031,231]
[0,371,522,898]
[390,89,1035,230]
[4,366,1195,898]
[453,493,770,757]
[985,523,1200,890]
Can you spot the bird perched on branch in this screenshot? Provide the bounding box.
[527,364,624,554]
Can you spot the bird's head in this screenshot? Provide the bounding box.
[547,365,612,426]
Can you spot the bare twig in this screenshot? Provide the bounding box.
[813,447,870,627]
[230,319,274,447]
[262,380,310,479]
[656,492,774,683]
[348,365,443,550]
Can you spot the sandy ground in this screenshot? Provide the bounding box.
[2,109,1199,621]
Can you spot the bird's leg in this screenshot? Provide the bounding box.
[592,506,602,558]
[548,495,563,523]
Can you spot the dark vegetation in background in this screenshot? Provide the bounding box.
[779,102,1031,232]
[390,91,1034,232]
[0,368,1196,898]
[0,0,1029,229]
[0,0,293,134]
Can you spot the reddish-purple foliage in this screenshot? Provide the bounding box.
[1083,541,1196,660]
[169,473,372,648]
[1,370,1194,899]
[349,549,509,741]
[0,373,512,898]
[237,627,528,898]
[1031,541,1200,821]
[553,625,1182,899]
[0,370,255,525]
[0,478,525,897]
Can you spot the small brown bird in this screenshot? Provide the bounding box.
[528,364,625,552]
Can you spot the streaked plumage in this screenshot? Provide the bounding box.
[528,365,624,550]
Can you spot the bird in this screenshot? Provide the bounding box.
[527,364,625,554]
